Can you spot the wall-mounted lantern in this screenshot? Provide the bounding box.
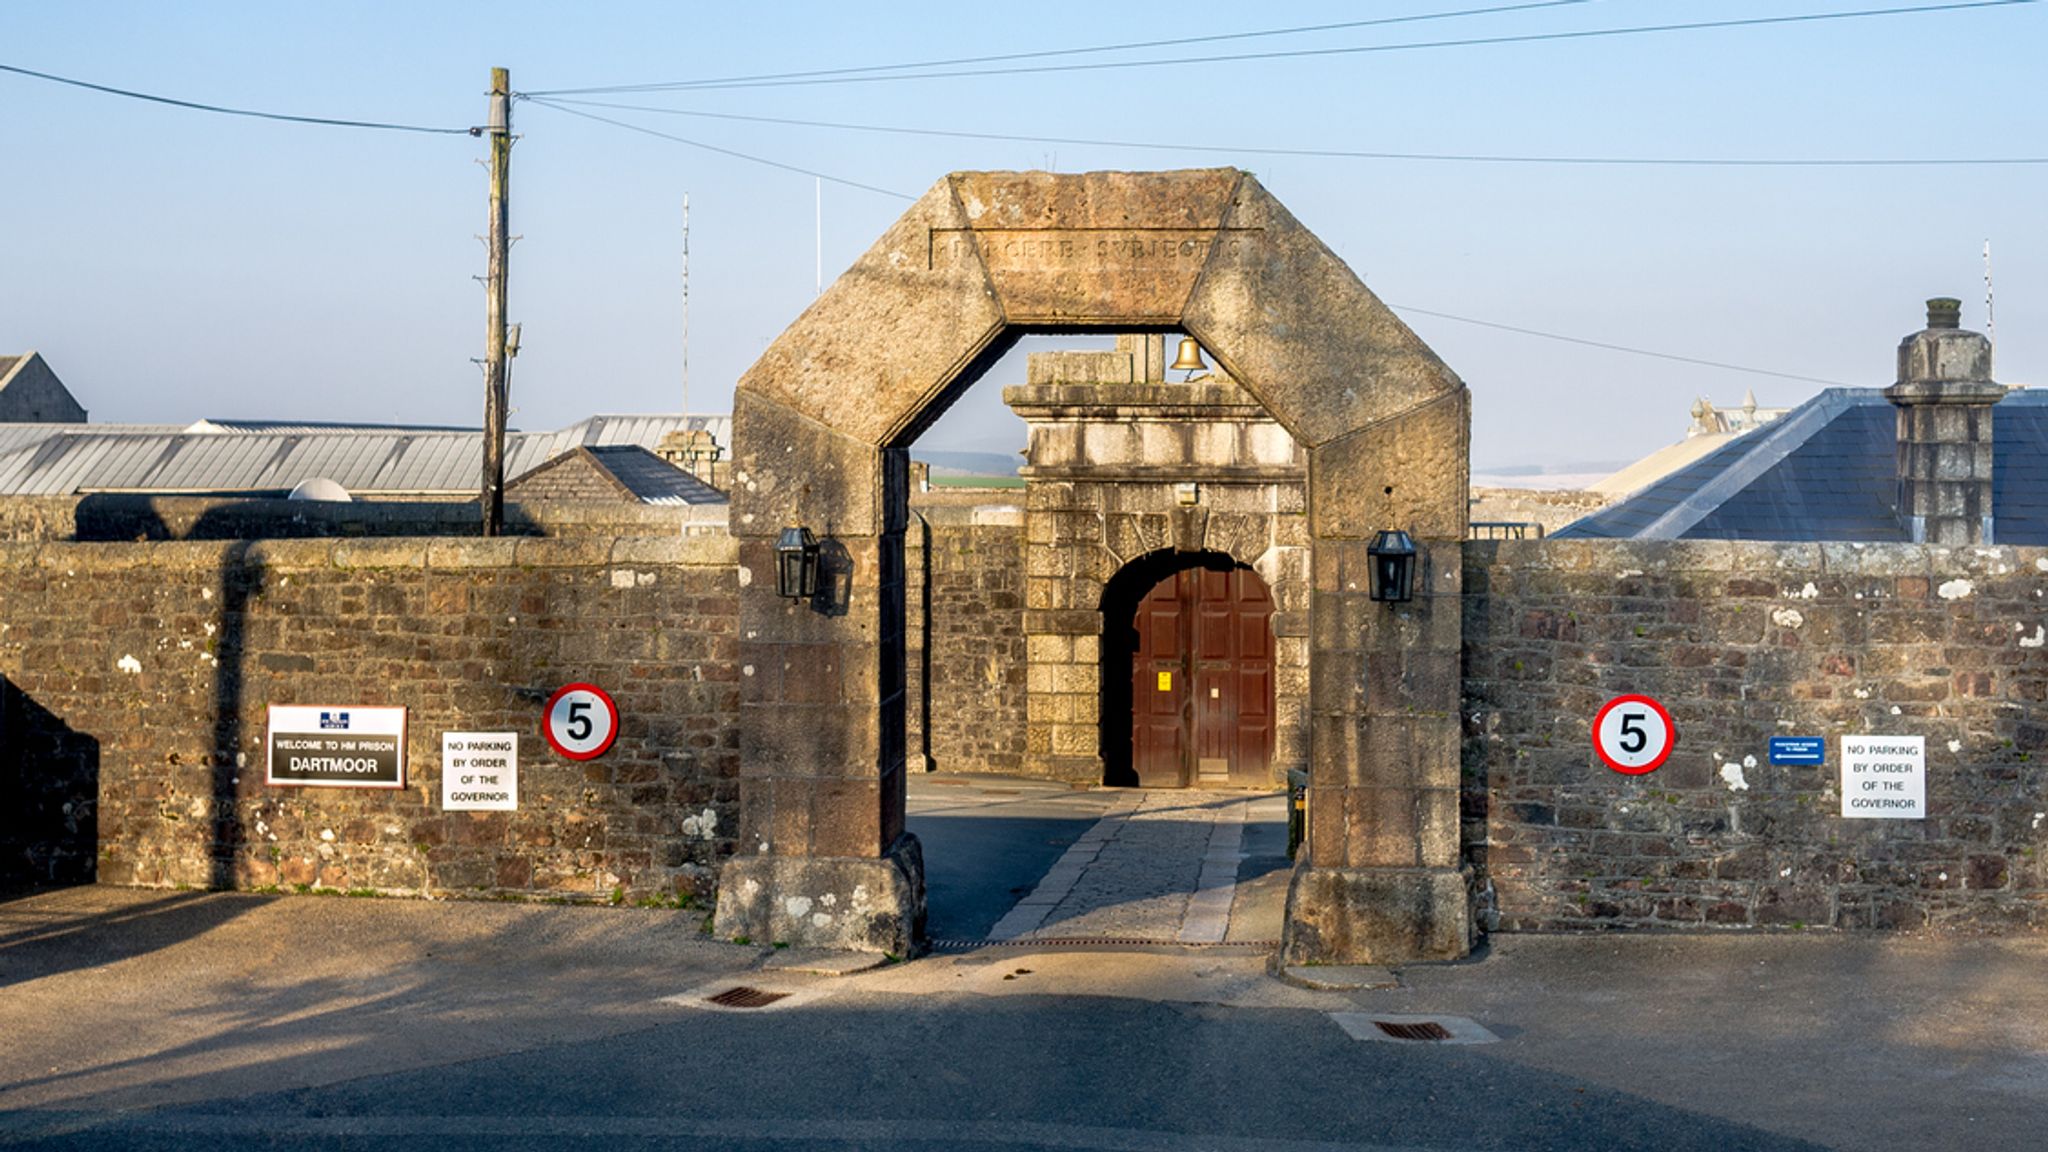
[1367,529,1416,603]
[775,525,820,600]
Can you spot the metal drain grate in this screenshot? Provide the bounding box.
[1374,1020,1454,1042]
[928,937,1279,952]
[705,986,790,1009]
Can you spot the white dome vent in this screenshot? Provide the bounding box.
[287,477,352,502]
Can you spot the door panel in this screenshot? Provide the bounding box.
[1125,563,1276,788]
[1131,574,1187,787]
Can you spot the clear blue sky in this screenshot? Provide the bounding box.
[2,1,2041,472]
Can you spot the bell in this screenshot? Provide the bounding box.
[1169,336,1208,374]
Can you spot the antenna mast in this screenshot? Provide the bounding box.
[815,177,823,296]
[1984,239,1996,370]
[681,193,691,416]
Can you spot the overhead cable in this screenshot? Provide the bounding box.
[1392,306,1855,386]
[0,62,479,135]
[536,99,2048,168]
[525,98,1859,386]
[522,98,914,200]
[522,1,2035,94]
[522,0,1596,96]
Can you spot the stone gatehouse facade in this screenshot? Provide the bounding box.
[4,169,2045,962]
[1004,336,1310,789]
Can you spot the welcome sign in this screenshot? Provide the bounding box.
[266,705,407,789]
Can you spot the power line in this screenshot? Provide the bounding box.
[524,1,2035,94]
[523,0,1596,96]
[536,98,2048,168]
[1392,305,1854,386]
[522,98,913,200]
[0,62,478,135]
[526,95,1859,387]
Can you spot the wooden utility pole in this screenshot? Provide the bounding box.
[481,66,512,536]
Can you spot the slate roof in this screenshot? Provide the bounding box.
[581,446,725,505]
[504,445,725,506]
[1556,389,2048,543]
[0,414,732,498]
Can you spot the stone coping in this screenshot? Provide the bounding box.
[1465,538,2048,575]
[0,532,738,572]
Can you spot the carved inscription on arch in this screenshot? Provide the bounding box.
[927,228,1259,271]
[930,227,1264,324]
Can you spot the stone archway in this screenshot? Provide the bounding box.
[713,170,1472,964]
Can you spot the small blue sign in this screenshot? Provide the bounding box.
[1769,737,1825,766]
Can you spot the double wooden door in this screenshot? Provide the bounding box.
[1130,566,1275,788]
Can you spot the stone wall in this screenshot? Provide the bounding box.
[13,522,2045,940]
[0,536,740,901]
[1468,487,1608,536]
[906,508,1029,776]
[1464,539,2048,931]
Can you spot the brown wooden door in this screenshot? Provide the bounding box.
[1132,573,1187,787]
[1129,565,1275,788]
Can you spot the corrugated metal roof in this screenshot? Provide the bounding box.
[0,414,729,498]
[185,418,478,434]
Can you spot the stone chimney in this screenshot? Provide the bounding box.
[1885,297,2004,545]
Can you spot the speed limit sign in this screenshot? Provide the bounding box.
[1593,693,1675,775]
[543,683,619,761]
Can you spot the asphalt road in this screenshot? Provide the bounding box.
[3,775,2044,1151]
[4,986,1835,1152]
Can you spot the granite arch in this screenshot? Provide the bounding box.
[715,169,1472,963]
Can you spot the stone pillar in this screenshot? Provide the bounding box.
[1886,297,2004,546]
[1280,389,1474,965]
[712,395,925,956]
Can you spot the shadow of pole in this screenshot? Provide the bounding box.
[208,542,260,892]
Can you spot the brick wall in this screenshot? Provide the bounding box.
[1464,540,2048,931]
[0,536,739,902]
[907,510,1029,775]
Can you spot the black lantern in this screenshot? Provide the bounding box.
[1367,529,1416,603]
[775,525,820,600]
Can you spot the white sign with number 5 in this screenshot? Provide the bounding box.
[1592,693,1676,775]
[543,683,619,761]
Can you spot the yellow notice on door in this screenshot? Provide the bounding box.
[1157,671,1172,691]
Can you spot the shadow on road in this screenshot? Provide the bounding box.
[0,890,268,990]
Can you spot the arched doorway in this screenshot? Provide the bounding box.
[1102,551,1274,789]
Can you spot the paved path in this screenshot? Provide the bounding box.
[976,787,1286,944]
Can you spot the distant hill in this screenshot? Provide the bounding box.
[911,449,1022,478]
